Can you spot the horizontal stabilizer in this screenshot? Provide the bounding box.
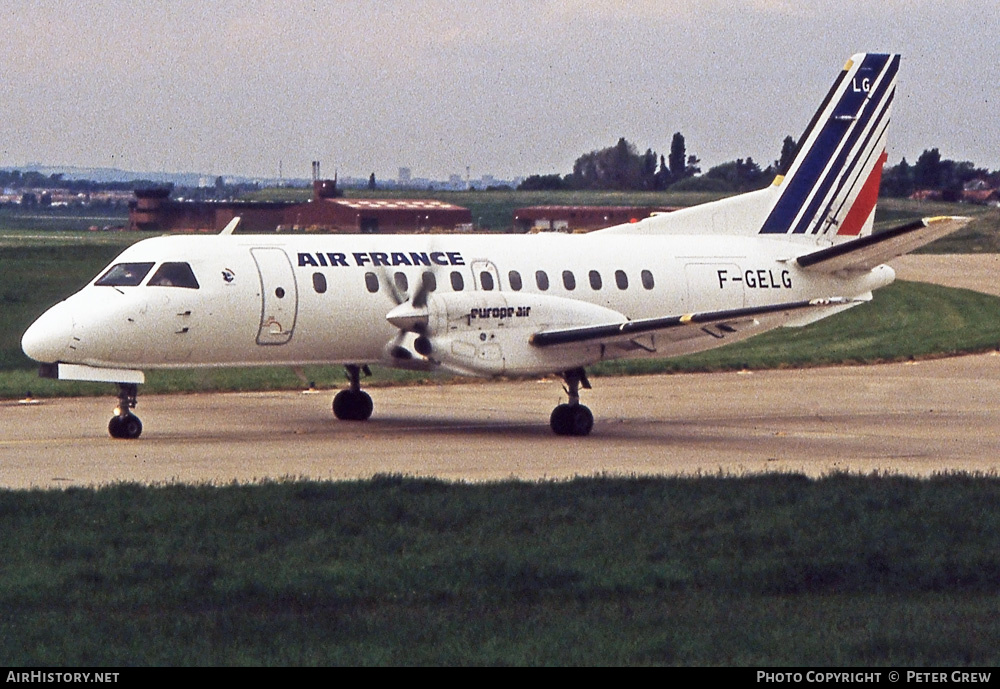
[796,216,971,273]
[530,297,859,349]
[220,216,241,235]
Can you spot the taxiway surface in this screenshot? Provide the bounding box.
[3,353,999,489]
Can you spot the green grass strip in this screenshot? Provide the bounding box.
[2,474,1000,665]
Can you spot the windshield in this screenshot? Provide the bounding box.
[148,262,200,289]
[94,262,154,287]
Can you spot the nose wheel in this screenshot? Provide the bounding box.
[550,368,594,436]
[108,383,142,439]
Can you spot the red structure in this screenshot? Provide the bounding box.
[128,182,472,234]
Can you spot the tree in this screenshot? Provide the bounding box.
[777,136,797,175]
[685,154,701,178]
[368,173,377,190]
[641,148,658,190]
[517,174,567,191]
[913,148,943,189]
[706,157,767,191]
[569,137,646,190]
[668,132,687,180]
[880,157,915,198]
[655,154,671,190]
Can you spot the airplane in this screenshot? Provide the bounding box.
[21,52,970,439]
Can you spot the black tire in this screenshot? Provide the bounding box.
[550,404,593,436]
[333,390,374,421]
[109,414,143,439]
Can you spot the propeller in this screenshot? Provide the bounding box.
[381,266,437,361]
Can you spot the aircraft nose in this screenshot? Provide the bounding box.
[21,304,74,363]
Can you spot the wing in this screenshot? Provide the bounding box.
[529,297,858,350]
[796,216,971,273]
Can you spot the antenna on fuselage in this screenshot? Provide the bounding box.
[220,216,241,235]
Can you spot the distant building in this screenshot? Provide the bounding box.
[127,180,473,233]
[513,206,680,233]
[910,187,1000,206]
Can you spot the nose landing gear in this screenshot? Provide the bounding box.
[550,368,594,436]
[108,382,143,439]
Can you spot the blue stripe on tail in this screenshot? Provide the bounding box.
[759,54,898,236]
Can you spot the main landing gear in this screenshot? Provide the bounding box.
[108,382,143,439]
[550,368,594,437]
[332,364,374,421]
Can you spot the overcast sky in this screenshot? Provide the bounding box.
[3,0,997,181]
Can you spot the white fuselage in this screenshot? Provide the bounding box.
[22,231,893,378]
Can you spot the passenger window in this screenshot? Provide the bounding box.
[480,271,495,291]
[450,271,465,291]
[95,262,155,287]
[641,270,655,290]
[509,270,523,291]
[562,270,576,290]
[421,271,437,293]
[364,272,379,293]
[394,271,409,293]
[589,270,602,290]
[535,270,549,291]
[615,270,629,290]
[147,262,200,289]
[312,272,327,294]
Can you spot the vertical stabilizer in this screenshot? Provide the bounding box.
[759,53,899,242]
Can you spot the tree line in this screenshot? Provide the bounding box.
[881,149,1000,200]
[519,134,999,199]
[519,133,702,192]
[0,170,151,193]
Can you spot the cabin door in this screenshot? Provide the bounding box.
[251,248,299,345]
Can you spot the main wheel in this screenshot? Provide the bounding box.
[108,413,143,439]
[550,404,593,436]
[332,389,374,421]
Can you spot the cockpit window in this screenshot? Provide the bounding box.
[94,262,154,287]
[148,262,200,289]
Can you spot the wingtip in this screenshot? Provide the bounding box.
[922,216,974,234]
[924,215,972,225]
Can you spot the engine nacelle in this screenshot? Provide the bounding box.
[384,291,626,377]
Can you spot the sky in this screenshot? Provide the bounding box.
[3,0,997,182]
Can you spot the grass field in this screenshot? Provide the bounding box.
[0,205,127,232]
[2,474,999,665]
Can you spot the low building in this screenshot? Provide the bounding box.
[513,205,679,233]
[127,181,473,233]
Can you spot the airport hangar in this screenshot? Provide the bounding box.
[128,181,473,234]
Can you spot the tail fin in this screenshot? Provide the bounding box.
[759,53,899,240]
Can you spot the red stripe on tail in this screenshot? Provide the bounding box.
[837,150,888,236]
